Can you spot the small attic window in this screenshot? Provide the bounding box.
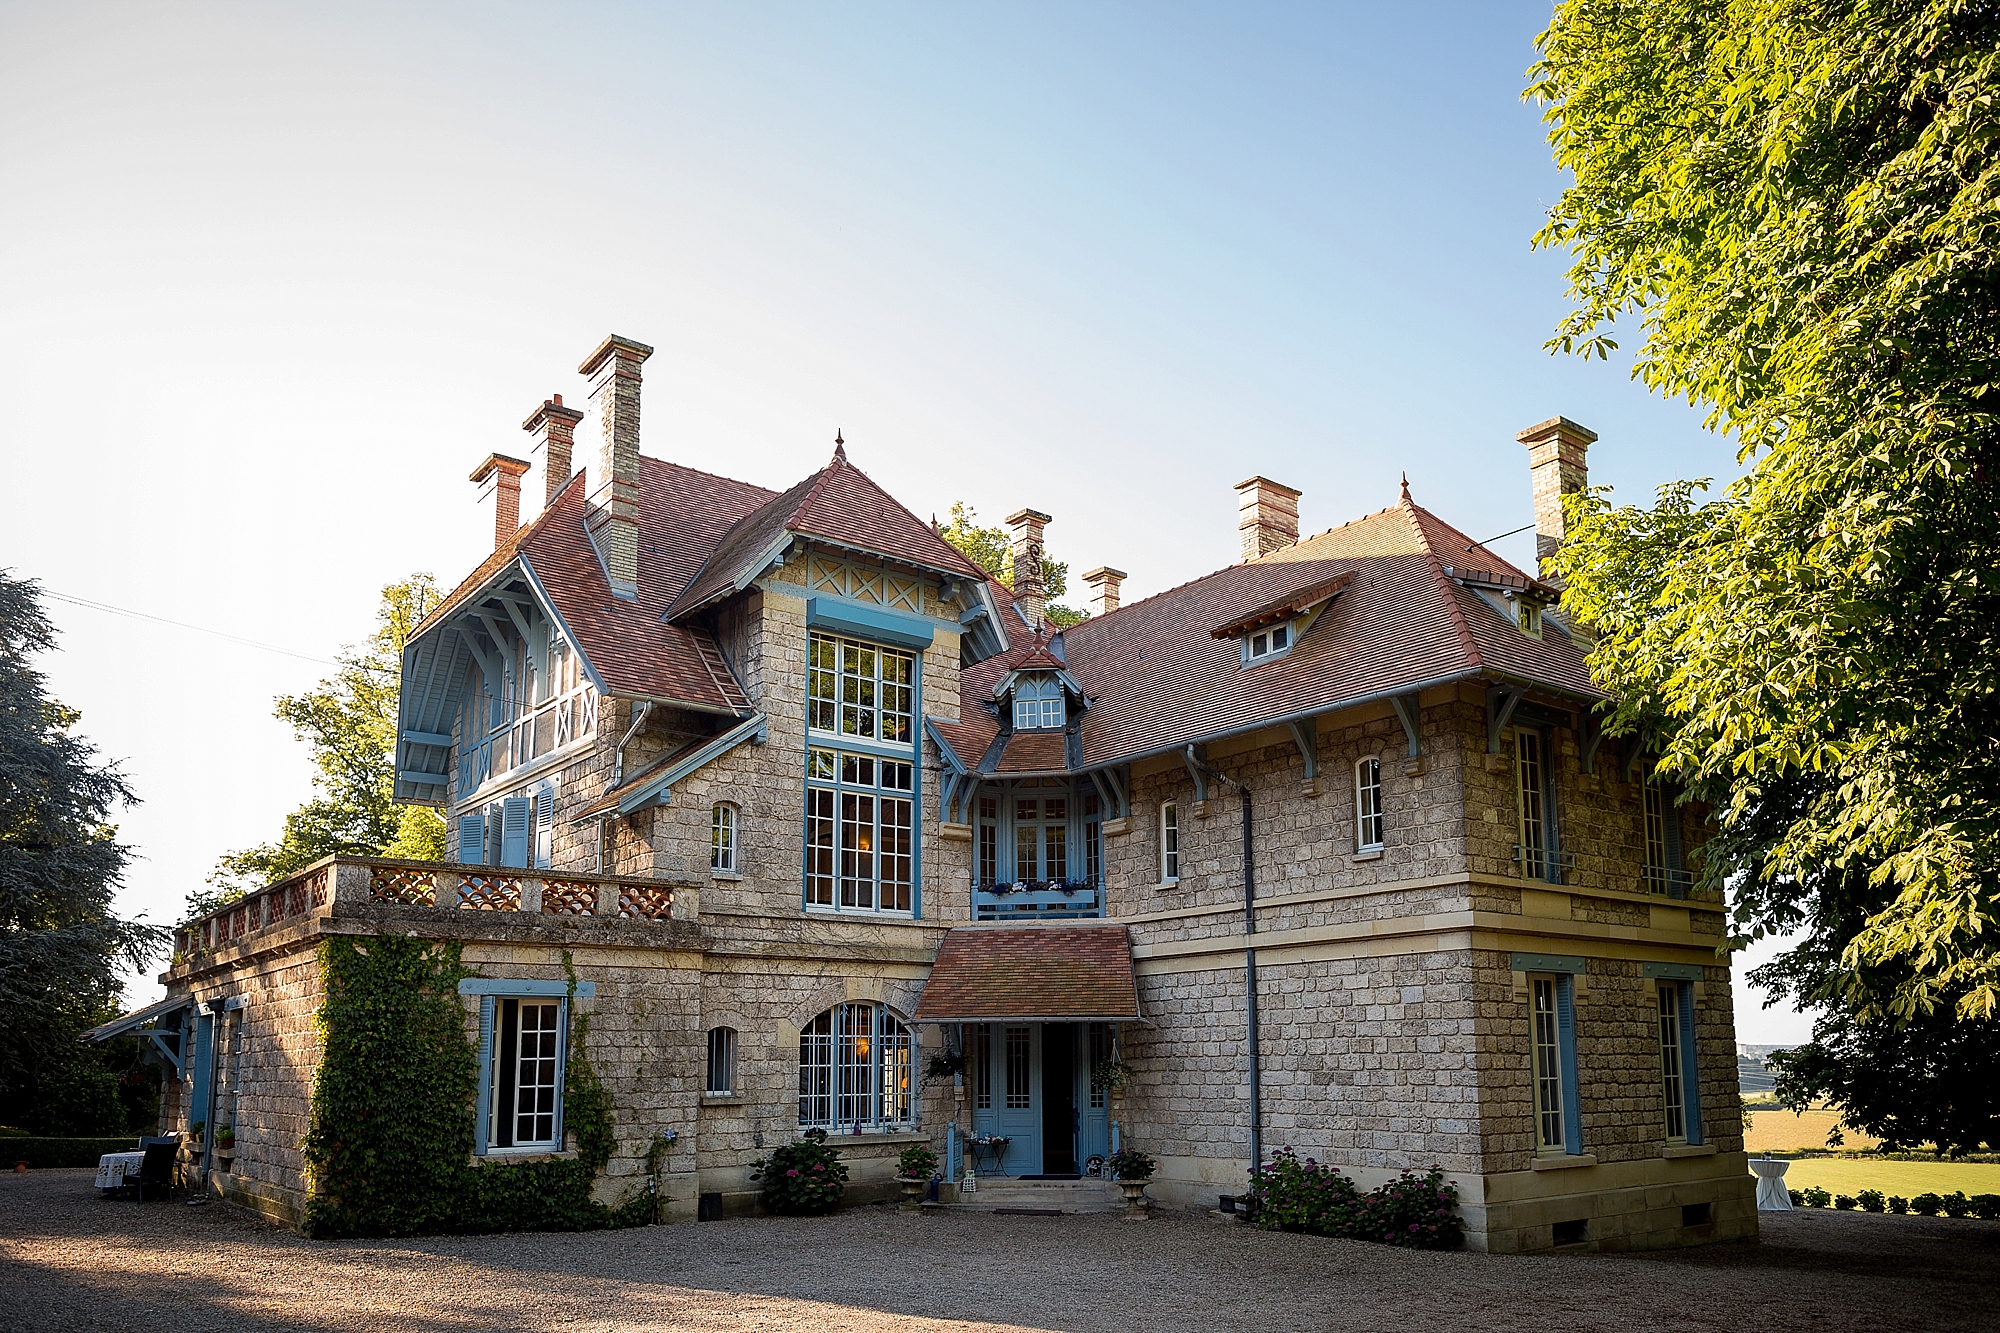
[1012,674,1066,730]
[1244,621,1292,664]
[1516,600,1543,639]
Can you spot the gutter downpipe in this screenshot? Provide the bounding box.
[603,701,654,876]
[1186,745,1261,1180]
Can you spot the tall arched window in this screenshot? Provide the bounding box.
[711,802,737,873]
[1355,757,1384,852]
[798,1002,913,1130]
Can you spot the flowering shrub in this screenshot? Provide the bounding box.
[1244,1151,1461,1250]
[897,1145,939,1179]
[1108,1147,1156,1181]
[749,1129,849,1214]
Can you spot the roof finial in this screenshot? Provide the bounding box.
[833,428,846,463]
[1400,471,1411,503]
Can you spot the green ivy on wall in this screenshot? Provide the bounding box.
[302,935,654,1238]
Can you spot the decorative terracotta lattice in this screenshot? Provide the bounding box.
[265,890,286,924]
[617,885,674,920]
[231,906,249,940]
[287,880,309,918]
[369,866,437,906]
[307,866,329,907]
[542,880,597,916]
[457,875,522,911]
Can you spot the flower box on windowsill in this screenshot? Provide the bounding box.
[799,1129,931,1147]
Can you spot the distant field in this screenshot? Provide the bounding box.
[1759,1157,2000,1200]
[1744,1108,1879,1153]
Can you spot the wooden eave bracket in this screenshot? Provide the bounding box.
[1486,682,1526,754]
[1580,713,1606,775]
[1183,744,1211,815]
[1287,718,1321,797]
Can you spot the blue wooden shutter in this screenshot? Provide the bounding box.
[458,813,487,866]
[553,998,571,1149]
[534,786,555,869]
[1678,982,1704,1145]
[188,1011,214,1129]
[474,996,495,1154]
[1557,974,1583,1155]
[500,797,531,868]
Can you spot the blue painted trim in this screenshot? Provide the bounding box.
[188,1013,213,1130]
[1511,952,1587,975]
[554,998,571,1149]
[459,979,595,997]
[401,731,454,748]
[1678,983,1704,1146]
[1557,974,1583,1156]
[400,770,449,787]
[925,717,969,775]
[475,996,495,1154]
[617,712,769,815]
[806,730,920,761]
[912,650,924,920]
[806,594,937,649]
[1642,962,1704,981]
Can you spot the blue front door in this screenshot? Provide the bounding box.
[968,1022,1116,1176]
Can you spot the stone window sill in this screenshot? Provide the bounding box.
[702,1091,745,1107]
[1531,1153,1598,1171]
[1663,1143,1717,1158]
[710,870,743,882]
[1155,880,1180,892]
[1353,848,1384,863]
[801,1129,931,1146]
[472,1147,578,1166]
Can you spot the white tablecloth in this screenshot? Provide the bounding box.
[94,1151,146,1191]
[1750,1157,1793,1211]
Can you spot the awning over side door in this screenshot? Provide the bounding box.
[913,923,1141,1024]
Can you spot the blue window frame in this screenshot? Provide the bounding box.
[1012,674,1065,731]
[462,978,590,1155]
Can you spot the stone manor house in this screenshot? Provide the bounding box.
[119,332,1752,1252]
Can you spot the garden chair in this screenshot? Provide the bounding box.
[134,1136,179,1202]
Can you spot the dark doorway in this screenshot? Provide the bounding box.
[1041,1022,1077,1174]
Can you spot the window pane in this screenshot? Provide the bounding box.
[808,635,838,732]
[1659,985,1686,1140]
[1517,732,1546,879]
[837,1002,873,1127]
[1004,1027,1031,1109]
[1357,758,1384,850]
[881,760,913,791]
[1272,624,1288,649]
[799,1010,834,1127]
[514,1002,561,1146]
[840,792,876,909]
[879,797,913,912]
[1015,700,1037,730]
[1532,977,1564,1151]
[972,1024,992,1110]
[1016,823,1038,882]
[809,748,836,781]
[1162,802,1179,879]
[1046,824,1067,883]
[805,787,836,906]
[842,753,875,787]
[1089,1024,1111,1109]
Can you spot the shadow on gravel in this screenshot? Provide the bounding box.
[7,1172,2000,1333]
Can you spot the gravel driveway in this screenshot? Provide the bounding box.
[4,1170,1996,1332]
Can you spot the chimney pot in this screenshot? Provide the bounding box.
[1234,476,1301,561]
[1081,566,1127,618]
[470,453,532,552]
[1004,508,1053,630]
[579,335,654,599]
[1515,416,1597,573]
[523,395,586,511]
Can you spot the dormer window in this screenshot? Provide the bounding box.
[1012,674,1066,730]
[1244,621,1291,663]
[1515,600,1543,639]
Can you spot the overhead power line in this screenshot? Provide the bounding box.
[42,589,389,672]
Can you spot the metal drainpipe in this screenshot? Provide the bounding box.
[1185,746,1261,1178]
[202,1001,224,1191]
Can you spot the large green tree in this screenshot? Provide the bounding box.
[0,572,168,1131]
[198,576,446,916]
[938,502,1088,628]
[1530,0,2000,1035]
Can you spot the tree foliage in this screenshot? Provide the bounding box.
[0,571,168,1130]
[937,503,1089,628]
[199,576,445,916]
[1531,1,2000,1023]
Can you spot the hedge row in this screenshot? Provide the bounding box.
[2,1138,145,1169]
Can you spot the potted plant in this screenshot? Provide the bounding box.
[214,1124,235,1173]
[896,1145,939,1212]
[1108,1146,1156,1219]
[188,1120,205,1147]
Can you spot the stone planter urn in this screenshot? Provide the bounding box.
[896,1175,926,1213]
[1118,1179,1150,1220]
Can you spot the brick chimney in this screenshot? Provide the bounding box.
[470,454,531,552]
[1081,566,1126,618]
[523,393,585,511]
[1234,476,1301,561]
[579,335,654,599]
[1005,508,1052,629]
[1515,416,1597,572]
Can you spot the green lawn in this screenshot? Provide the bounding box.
[1760,1156,2000,1199]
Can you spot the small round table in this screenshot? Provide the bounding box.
[1750,1157,1793,1211]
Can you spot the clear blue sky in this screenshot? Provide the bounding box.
[0,2,1792,1037]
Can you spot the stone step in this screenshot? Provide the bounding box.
[952,1179,1123,1213]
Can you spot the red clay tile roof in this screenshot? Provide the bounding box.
[667,450,990,619]
[413,462,775,715]
[1209,572,1354,639]
[995,731,1067,773]
[1054,488,1602,768]
[929,715,999,773]
[570,735,709,819]
[913,924,1140,1022]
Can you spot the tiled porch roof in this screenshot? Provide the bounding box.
[913,924,1140,1023]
